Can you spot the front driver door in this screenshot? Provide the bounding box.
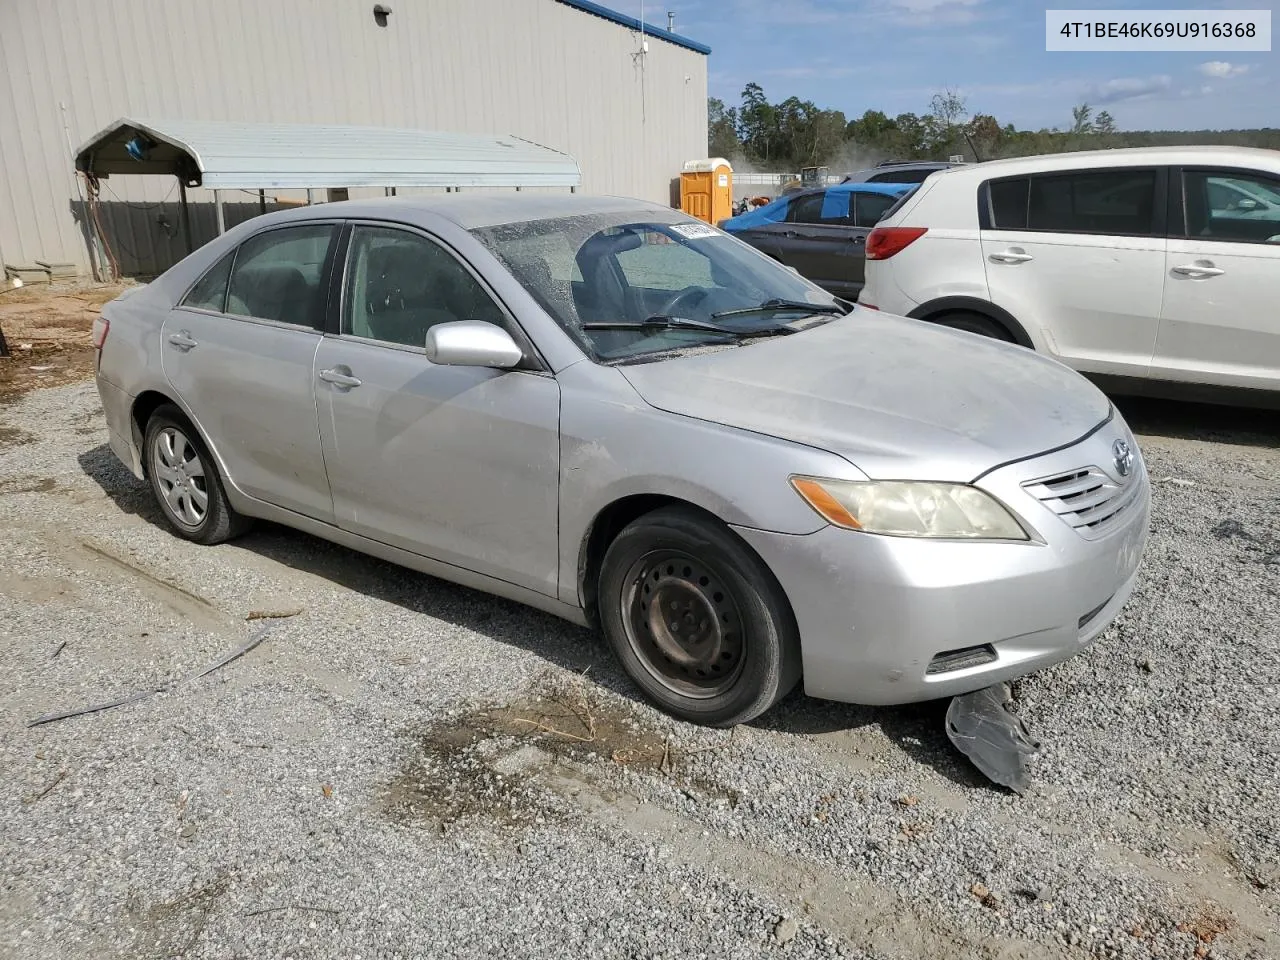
[313,222,561,597]
[1153,167,1280,390]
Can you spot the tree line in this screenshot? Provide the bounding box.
[708,83,1280,171]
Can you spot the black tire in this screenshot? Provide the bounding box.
[597,506,802,727]
[932,310,1015,343]
[143,404,251,545]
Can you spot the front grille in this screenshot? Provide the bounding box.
[1022,465,1142,540]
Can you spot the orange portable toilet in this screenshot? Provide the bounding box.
[680,158,733,225]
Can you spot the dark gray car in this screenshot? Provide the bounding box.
[719,182,913,299]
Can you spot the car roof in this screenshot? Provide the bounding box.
[229,192,679,232]
[926,145,1280,185]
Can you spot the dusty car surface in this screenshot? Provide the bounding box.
[92,193,1151,727]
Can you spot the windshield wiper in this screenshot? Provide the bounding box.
[711,298,848,320]
[581,315,794,338]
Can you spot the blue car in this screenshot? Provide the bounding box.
[719,182,914,299]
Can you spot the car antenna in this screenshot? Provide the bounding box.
[963,128,984,163]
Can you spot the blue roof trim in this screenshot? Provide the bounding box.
[555,0,711,55]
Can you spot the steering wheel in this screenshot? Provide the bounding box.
[654,285,710,318]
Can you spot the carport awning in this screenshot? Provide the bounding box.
[74,117,582,190]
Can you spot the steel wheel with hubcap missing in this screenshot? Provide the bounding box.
[622,549,747,699]
[599,506,801,727]
[144,404,251,545]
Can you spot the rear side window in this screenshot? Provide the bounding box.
[226,224,336,327]
[877,186,918,222]
[853,192,899,227]
[788,191,853,225]
[986,169,1158,236]
[180,250,235,312]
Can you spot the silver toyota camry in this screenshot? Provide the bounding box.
[92,194,1150,727]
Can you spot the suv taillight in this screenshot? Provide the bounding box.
[865,226,927,260]
[91,315,110,350]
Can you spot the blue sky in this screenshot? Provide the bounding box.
[608,0,1275,131]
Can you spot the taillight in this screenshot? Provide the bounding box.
[865,226,927,260]
[91,315,110,350]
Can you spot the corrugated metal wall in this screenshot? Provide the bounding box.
[0,0,708,277]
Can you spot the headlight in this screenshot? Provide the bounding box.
[790,476,1029,540]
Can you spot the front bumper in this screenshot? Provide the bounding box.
[734,415,1151,705]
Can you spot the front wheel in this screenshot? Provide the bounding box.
[598,507,802,727]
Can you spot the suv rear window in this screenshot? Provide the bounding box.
[986,169,1158,236]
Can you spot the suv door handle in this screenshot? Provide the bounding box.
[988,251,1034,264]
[319,367,362,389]
[849,235,865,243]
[1171,263,1225,278]
[167,331,198,350]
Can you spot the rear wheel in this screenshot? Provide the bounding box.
[143,405,251,545]
[598,506,801,727]
[932,310,1015,343]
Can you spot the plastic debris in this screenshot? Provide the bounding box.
[945,682,1040,794]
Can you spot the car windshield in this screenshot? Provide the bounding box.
[470,211,846,362]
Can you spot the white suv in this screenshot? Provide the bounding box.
[858,146,1280,399]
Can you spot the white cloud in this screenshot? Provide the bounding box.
[1198,61,1249,78]
[1083,75,1173,105]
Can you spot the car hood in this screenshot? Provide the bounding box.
[617,311,1112,483]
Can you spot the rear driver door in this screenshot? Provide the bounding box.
[162,222,338,521]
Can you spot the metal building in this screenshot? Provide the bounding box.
[0,0,709,278]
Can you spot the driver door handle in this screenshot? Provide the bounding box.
[167,331,198,350]
[319,368,362,389]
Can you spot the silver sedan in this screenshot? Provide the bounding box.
[92,194,1150,726]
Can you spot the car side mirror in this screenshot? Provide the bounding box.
[424,320,523,368]
[1236,198,1261,211]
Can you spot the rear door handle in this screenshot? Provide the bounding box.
[988,251,1034,264]
[850,235,865,244]
[1171,263,1225,278]
[167,331,198,350]
[319,368,362,389]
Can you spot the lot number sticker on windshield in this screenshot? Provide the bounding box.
[670,223,720,240]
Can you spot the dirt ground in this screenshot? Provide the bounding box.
[0,281,130,400]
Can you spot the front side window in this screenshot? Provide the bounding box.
[1184,170,1280,244]
[180,250,235,312]
[470,213,843,363]
[344,226,505,348]
[226,224,336,326]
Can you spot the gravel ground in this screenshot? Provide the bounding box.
[1,382,1277,960]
